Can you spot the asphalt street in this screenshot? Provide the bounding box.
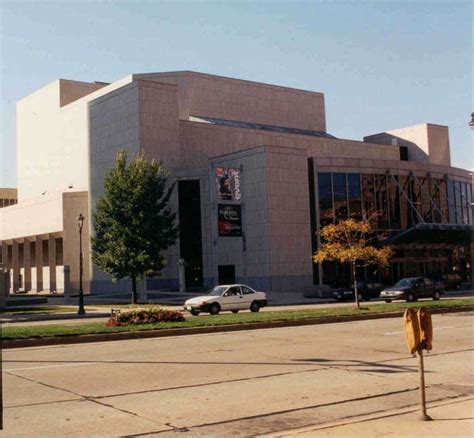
[1,312,473,437]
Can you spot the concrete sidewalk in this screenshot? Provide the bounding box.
[272,396,474,437]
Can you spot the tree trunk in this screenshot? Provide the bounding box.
[353,262,360,309]
[131,275,137,304]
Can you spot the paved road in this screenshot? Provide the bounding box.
[2,312,473,437]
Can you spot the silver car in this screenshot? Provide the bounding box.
[183,284,268,316]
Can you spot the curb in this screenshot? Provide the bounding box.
[2,305,473,349]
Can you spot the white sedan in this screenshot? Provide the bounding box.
[183,284,268,316]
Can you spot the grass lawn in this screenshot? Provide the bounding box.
[2,298,473,341]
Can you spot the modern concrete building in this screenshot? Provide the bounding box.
[0,188,17,208]
[0,71,472,295]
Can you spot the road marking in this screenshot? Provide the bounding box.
[384,325,469,335]
[6,362,98,372]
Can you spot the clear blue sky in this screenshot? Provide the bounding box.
[1,0,472,187]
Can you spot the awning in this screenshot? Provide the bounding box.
[380,223,474,246]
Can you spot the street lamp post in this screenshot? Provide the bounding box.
[77,213,86,316]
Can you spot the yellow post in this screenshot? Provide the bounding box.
[417,349,432,421]
[403,307,433,421]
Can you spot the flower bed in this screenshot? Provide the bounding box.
[107,307,185,326]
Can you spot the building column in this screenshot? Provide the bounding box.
[36,236,43,292]
[48,235,56,292]
[12,240,20,292]
[0,241,9,306]
[1,241,8,269]
[24,239,31,292]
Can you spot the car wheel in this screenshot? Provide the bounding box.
[357,293,363,302]
[407,293,415,302]
[385,300,392,303]
[433,291,440,301]
[190,309,200,316]
[231,309,239,314]
[209,303,220,315]
[250,301,260,312]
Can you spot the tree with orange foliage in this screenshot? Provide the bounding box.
[313,217,393,309]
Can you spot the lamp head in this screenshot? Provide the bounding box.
[77,213,85,230]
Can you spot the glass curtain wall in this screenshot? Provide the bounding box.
[316,171,473,286]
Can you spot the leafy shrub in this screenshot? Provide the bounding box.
[106,307,185,327]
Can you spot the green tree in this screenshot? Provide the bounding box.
[92,151,179,304]
[313,217,393,309]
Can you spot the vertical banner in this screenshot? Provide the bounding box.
[218,204,242,237]
[215,167,241,201]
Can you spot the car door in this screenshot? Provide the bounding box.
[240,285,256,309]
[222,286,241,310]
[218,287,234,311]
[423,278,434,297]
[415,278,426,298]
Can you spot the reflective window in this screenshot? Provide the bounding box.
[461,182,469,224]
[447,180,456,224]
[455,181,462,224]
[333,173,348,220]
[387,176,401,229]
[398,175,411,229]
[409,177,422,225]
[374,174,389,229]
[361,174,376,219]
[437,179,449,223]
[241,286,255,295]
[347,173,362,219]
[318,173,333,226]
[420,177,432,222]
[468,183,473,225]
[430,178,445,224]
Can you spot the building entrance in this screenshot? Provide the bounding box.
[218,265,235,285]
[178,180,203,288]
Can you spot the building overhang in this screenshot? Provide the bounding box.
[380,223,474,246]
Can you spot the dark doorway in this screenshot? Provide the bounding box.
[178,180,203,288]
[218,265,236,284]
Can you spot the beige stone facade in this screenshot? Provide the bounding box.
[1,71,472,295]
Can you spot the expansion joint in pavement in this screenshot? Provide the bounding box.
[258,395,474,437]
[4,370,173,431]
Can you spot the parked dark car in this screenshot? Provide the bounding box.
[380,277,445,303]
[333,281,384,302]
[438,274,463,291]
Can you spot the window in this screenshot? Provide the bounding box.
[398,176,410,229]
[347,173,362,219]
[318,173,333,226]
[461,182,469,225]
[226,287,241,296]
[455,181,462,224]
[361,174,376,218]
[447,180,456,224]
[333,173,348,220]
[388,176,401,229]
[374,174,389,228]
[467,183,473,225]
[241,286,255,295]
[420,177,432,223]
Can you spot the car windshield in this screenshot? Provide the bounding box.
[207,286,227,296]
[394,279,415,287]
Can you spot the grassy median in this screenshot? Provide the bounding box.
[2,298,473,341]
